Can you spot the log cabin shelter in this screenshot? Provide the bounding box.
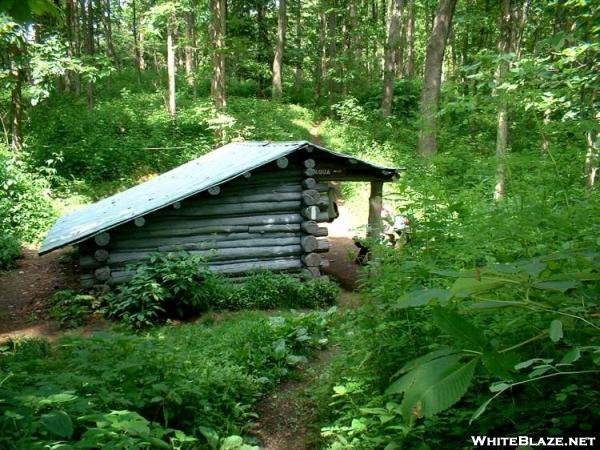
[39,141,400,287]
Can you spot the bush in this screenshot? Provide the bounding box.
[105,252,340,330]
[105,252,219,329]
[0,309,336,448]
[50,289,100,329]
[0,234,21,269]
[0,146,56,267]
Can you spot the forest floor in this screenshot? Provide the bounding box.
[0,247,78,341]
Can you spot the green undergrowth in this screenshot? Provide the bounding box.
[97,252,340,330]
[0,308,337,449]
[310,92,600,448]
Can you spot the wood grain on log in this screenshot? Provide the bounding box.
[108,231,301,250]
[107,258,305,284]
[158,201,301,218]
[159,236,301,252]
[81,245,304,269]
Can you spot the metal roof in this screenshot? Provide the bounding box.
[40,141,398,254]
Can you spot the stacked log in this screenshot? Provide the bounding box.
[298,157,332,279]
[79,156,333,287]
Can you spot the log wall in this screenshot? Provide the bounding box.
[79,152,335,287]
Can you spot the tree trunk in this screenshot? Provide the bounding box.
[257,0,268,97]
[584,95,599,189]
[416,0,457,157]
[104,0,118,68]
[185,11,197,98]
[167,10,177,119]
[132,0,142,83]
[494,0,529,200]
[10,61,23,151]
[293,0,303,89]
[272,0,287,99]
[315,6,326,98]
[382,0,404,116]
[406,0,415,77]
[84,0,95,111]
[210,0,227,110]
[326,1,337,109]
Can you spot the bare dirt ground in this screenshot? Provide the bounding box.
[251,345,337,450]
[0,247,78,341]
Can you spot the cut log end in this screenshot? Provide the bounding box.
[301,189,321,206]
[302,252,322,267]
[134,217,146,227]
[304,158,316,169]
[208,186,221,196]
[94,266,111,282]
[276,157,289,169]
[94,249,110,262]
[94,232,111,247]
[302,178,317,189]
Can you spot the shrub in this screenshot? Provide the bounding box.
[50,289,100,329]
[0,310,335,448]
[105,252,219,329]
[0,146,56,267]
[0,234,21,269]
[104,252,339,330]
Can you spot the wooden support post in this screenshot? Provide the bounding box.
[367,181,383,239]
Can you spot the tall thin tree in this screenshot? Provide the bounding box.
[272,0,287,98]
[416,0,457,156]
[494,0,529,200]
[210,0,226,110]
[406,0,415,77]
[382,0,404,116]
[166,6,177,119]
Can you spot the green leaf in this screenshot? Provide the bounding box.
[395,347,458,376]
[41,410,73,438]
[470,396,494,424]
[394,289,452,309]
[514,358,553,371]
[561,348,581,364]
[198,425,220,450]
[450,277,506,298]
[482,351,518,379]
[521,261,547,278]
[550,319,564,342]
[386,354,462,396]
[533,280,579,292]
[433,307,488,350]
[400,357,478,420]
[489,382,510,393]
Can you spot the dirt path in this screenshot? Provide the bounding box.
[0,247,77,340]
